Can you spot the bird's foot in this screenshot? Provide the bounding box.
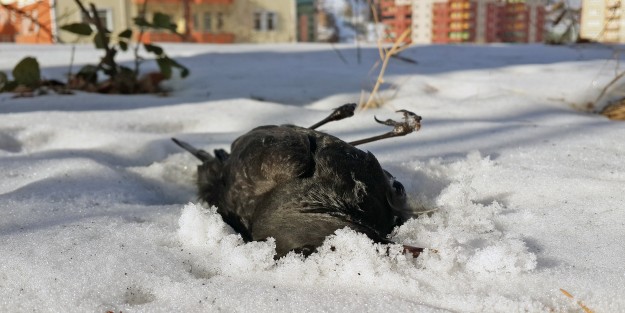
[309,103,356,130]
[349,110,422,146]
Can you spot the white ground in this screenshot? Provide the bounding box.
[0,43,623,312]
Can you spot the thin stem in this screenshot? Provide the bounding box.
[362,28,411,110]
[67,45,76,83]
[134,0,150,75]
[330,43,348,65]
[73,0,118,78]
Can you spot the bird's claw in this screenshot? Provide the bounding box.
[374,110,422,135]
[348,109,422,146]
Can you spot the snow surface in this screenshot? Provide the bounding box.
[1,43,624,312]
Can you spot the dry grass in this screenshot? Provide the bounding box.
[559,289,595,313]
[360,5,412,110]
[601,100,625,120]
[591,58,625,120]
[580,47,625,120]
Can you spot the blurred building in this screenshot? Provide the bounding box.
[412,0,546,44]
[121,0,297,43]
[296,0,316,42]
[316,6,338,42]
[430,0,476,43]
[128,0,232,43]
[377,0,413,43]
[1,0,298,44]
[56,0,134,44]
[482,0,545,43]
[580,0,624,42]
[1,0,137,44]
[0,0,55,43]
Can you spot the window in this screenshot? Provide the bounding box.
[266,12,275,30]
[217,12,223,30]
[82,8,113,30]
[193,13,199,31]
[254,12,262,30]
[253,11,278,32]
[203,12,212,31]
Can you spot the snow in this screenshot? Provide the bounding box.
[1,42,624,312]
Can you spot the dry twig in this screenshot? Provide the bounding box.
[560,288,594,313]
[0,3,54,40]
[359,3,413,110]
[361,28,411,110]
[134,0,150,75]
[72,0,118,78]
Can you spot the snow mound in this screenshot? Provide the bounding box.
[176,151,542,311]
[272,228,415,288]
[395,151,537,276]
[178,203,277,277]
[2,43,625,312]
[177,203,418,292]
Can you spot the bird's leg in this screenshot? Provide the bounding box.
[309,103,356,130]
[349,110,422,146]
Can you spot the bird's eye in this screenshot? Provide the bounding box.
[386,179,407,212]
[392,180,405,196]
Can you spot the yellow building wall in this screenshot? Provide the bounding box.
[139,0,296,43]
[55,0,135,43]
[227,0,296,43]
[54,0,296,44]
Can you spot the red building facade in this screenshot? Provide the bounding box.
[0,1,55,44]
[432,0,477,43]
[484,1,545,43]
[415,0,545,44]
[378,0,413,43]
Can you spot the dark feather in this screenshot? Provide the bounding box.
[174,124,412,257]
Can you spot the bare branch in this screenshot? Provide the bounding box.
[0,3,54,41]
[362,28,412,110]
[134,0,150,75]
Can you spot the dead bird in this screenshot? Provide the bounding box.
[173,104,423,258]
